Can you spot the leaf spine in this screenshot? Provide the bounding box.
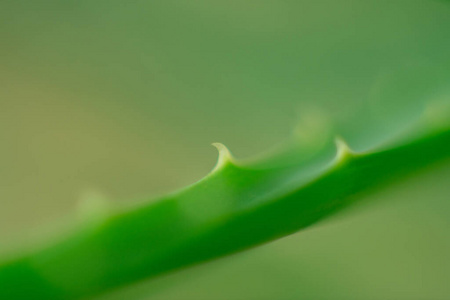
[212,143,235,171]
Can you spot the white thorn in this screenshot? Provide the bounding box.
[212,143,234,171]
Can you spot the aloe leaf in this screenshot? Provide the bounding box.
[1,111,450,299]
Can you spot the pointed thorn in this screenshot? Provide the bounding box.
[334,136,354,162]
[212,143,234,170]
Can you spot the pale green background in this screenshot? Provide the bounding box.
[1,1,450,299]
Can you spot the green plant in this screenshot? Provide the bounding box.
[1,105,449,299]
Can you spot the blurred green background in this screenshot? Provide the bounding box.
[1,0,450,299]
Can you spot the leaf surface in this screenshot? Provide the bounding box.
[1,112,450,299]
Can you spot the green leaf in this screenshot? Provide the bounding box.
[1,110,450,299]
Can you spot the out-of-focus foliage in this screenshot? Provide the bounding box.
[1,1,450,299]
